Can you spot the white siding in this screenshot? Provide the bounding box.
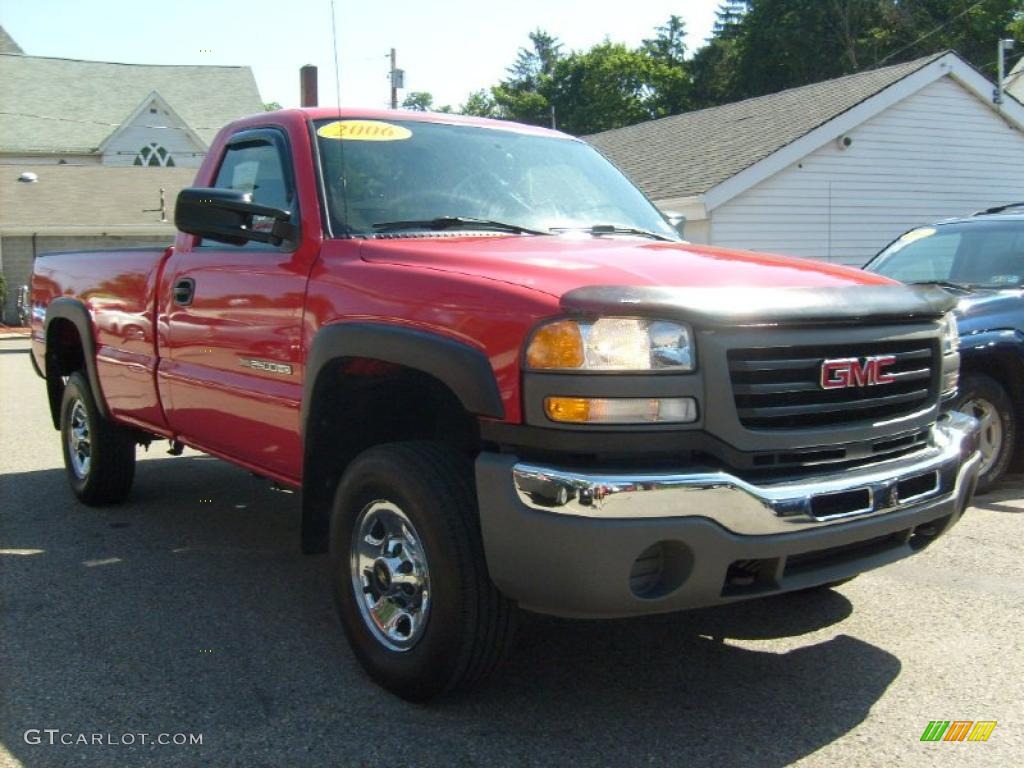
[101,98,206,168]
[710,77,1024,266]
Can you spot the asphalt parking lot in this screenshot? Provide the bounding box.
[1,334,1022,768]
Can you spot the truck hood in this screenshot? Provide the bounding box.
[360,236,891,293]
[953,288,1024,335]
[360,236,954,325]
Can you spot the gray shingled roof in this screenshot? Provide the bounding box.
[0,54,263,154]
[0,165,194,229]
[0,25,21,54]
[586,52,948,200]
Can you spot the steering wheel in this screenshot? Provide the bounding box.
[385,189,485,219]
[451,172,534,216]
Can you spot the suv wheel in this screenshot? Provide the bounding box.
[330,442,516,701]
[954,373,1016,493]
[60,371,136,504]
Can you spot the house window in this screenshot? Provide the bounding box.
[133,142,175,167]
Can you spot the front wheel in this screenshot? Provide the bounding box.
[330,442,516,701]
[60,371,136,505]
[954,374,1017,493]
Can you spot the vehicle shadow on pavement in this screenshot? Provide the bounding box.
[971,476,1024,513]
[0,456,899,768]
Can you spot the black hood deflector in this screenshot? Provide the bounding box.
[560,284,955,327]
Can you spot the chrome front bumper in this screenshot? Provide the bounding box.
[511,411,981,536]
[476,412,982,618]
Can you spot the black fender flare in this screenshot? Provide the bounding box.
[300,321,505,435]
[44,297,107,428]
[298,321,504,553]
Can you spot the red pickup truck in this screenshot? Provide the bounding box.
[30,108,981,700]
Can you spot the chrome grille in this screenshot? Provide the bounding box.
[728,339,938,430]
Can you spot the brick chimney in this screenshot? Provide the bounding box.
[300,65,318,107]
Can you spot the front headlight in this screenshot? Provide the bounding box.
[939,311,960,355]
[525,317,695,371]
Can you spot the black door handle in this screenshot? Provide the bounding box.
[173,278,195,306]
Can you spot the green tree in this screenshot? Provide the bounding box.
[868,0,1024,77]
[460,89,501,118]
[263,101,282,111]
[507,28,563,88]
[692,0,1024,107]
[545,41,659,135]
[642,15,693,116]
[401,91,434,111]
[493,29,564,125]
[690,3,750,107]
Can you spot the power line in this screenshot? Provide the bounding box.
[875,0,987,67]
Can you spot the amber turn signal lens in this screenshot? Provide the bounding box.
[545,396,698,425]
[544,397,592,423]
[526,320,584,369]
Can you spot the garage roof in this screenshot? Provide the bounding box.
[586,52,950,201]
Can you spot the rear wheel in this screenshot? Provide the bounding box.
[330,442,516,701]
[60,371,136,505]
[954,374,1016,493]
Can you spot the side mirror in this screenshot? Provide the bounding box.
[175,187,296,247]
[664,211,686,237]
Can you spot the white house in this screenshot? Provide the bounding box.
[0,26,263,321]
[588,51,1024,266]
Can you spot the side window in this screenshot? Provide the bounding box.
[213,139,292,213]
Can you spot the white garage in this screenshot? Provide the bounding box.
[588,51,1024,267]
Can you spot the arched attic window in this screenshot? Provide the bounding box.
[133,142,175,167]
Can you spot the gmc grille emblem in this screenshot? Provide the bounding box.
[820,355,897,389]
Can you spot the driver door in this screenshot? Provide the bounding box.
[158,128,316,481]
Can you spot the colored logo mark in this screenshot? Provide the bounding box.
[920,720,997,742]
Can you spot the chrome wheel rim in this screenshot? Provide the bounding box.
[67,399,91,479]
[962,397,1003,475]
[350,501,430,652]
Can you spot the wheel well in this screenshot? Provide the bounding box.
[961,351,1024,412]
[44,318,85,429]
[960,350,1024,458]
[301,358,482,553]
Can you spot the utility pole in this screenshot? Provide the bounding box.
[388,49,404,109]
[996,39,1016,108]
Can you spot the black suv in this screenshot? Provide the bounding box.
[865,203,1024,491]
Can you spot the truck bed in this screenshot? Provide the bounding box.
[32,246,173,431]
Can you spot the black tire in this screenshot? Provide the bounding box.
[59,371,136,505]
[954,373,1016,494]
[330,441,516,701]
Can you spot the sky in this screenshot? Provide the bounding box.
[2,0,720,110]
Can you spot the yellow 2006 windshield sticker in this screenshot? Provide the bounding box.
[317,120,412,141]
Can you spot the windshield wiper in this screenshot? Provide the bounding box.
[907,280,974,292]
[550,224,675,241]
[371,217,548,236]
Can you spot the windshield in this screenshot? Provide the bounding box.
[314,118,678,239]
[868,221,1024,289]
